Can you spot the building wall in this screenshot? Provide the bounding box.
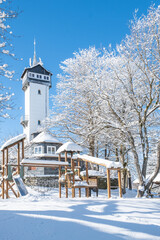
[24,82,49,141]
[24,86,30,139]
[32,142,62,155]
[24,176,59,188]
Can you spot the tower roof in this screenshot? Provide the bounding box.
[21,64,52,79]
[56,141,83,153]
[21,39,52,79]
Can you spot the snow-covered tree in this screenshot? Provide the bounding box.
[120,5,160,196]
[50,47,103,156]
[0,0,18,119]
[96,6,160,197]
[0,84,14,118]
[49,5,160,197]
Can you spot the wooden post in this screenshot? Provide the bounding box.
[78,160,80,176]
[17,143,20,198]
[58,154,61,198]
[2,150,5,199]
[17,143,20,174]
[86,161,89,197]
[78,159,81,197]
[59,166,62,198]
[71,152,75,198]
[65,151,68,198]
[21,140,25,180]
[107,168,111,198]
[22,139,24,159]
[6,148,9,199]
[8,182,18,198]
[118,169,122,198]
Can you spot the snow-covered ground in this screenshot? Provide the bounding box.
[0,188,160,240]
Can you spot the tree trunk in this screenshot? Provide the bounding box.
[96,145,99,171]
[128,132,144,197]
[120,145,127,194]
[115,147,119,162]
[122,169,127,194]
[128,170,132,190]
[145,140,160,193]
[104,144,110,159]
[89,137,95,170]
[137,141,160,197]
[141,124,149,178]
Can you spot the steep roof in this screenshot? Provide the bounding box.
[76,154,123,169]
[56,141,83,153]
[32,131,61,144]
[80,170,105,177]
[21,64,52,78]
[21,159,69,167]
[1,134,26,151]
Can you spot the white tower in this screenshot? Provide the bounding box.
[21,41,52,142]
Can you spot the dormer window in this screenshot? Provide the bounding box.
[32,73,34,77]
[47,146,56,155]
[44,76,46,80]
[34,146,42,154]
[38,90,41,95]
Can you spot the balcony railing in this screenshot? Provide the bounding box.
[20,115,29,127]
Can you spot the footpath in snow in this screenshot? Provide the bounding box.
[0,188,160,240]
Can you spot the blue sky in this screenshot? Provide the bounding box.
[0,0,159,141]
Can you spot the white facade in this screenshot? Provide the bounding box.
[23,81,49,141]
[21,42,52,142]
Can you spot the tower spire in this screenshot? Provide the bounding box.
[33,38,37,66]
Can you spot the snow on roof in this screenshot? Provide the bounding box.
[133,173,160,184]
[76,154,122,169]
[1,134,26,151]
[80,170,105,177]
[74,181,89,187]
[21,63,52,78]
[56,141,83,154]
[32,131,61,144]
[21,159,69,166]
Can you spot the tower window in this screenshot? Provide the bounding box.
[38,89,41,95]
[38,120,41,125]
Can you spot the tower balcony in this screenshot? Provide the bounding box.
[20,115,29,127]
